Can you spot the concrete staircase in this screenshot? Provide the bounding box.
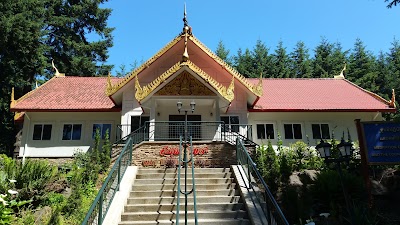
[118,167,251,225]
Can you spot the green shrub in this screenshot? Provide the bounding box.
[100,130,111,172]
[255,140,280,193]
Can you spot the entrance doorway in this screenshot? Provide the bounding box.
[169,115,201,140]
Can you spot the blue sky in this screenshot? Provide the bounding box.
[102,0,400,73]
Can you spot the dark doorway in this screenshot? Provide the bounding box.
[169,115,201,140]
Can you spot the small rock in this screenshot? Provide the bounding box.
[371,180,388,195]
[289,173,303,186]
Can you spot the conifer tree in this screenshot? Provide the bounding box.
[251,39,273,78]
[215,40,232,65]
[312,38,334,78]
[272,41,291,78]
[290,41,312,78]
[234,48,253,78]
[347,39,378,92]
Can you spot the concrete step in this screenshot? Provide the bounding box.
[136,168,232,174]
[121,210,248,221]
[129,189,239,198]
[134,178,233,185]
[124,202,246,212]
[119,218,251,225]
[135,172,232,179]
[126,195,242,205]
[131,183,237,191]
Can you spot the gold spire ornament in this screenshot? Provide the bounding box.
[52,60,65,77]
[389,89,396,108]
[334,63,346,79]
[182,3,190,62]
[11,87,15,107]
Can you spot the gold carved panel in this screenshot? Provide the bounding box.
[155,71,216,96]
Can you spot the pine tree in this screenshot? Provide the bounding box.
[313,38,334,78]
[290,41,313,78]
[215,40,232,65]
[272,41,291,78]
[251,39,273,78]
[347,39,378,92]
[234,48,253,78]
[386,39,400,120]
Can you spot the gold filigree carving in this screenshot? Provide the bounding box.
[252,73,263,96]
[133,60,235,102]
[156,71,215,96]
[334,63,346,79]
[105,72,113,95]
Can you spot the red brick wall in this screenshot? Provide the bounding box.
[131,141,237,168]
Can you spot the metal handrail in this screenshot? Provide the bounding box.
[236,138,289,225]
[177,136,198,225]
[81,137,133,225]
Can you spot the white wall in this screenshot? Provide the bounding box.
[248,111,383,146]
[19,112,120,158]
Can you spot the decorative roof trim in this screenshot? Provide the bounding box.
[189,35,262,97]
[10,87,15,108]
[134,60,235,102]
[106,35,183,96]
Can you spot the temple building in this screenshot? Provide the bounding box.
[10,17,396,159]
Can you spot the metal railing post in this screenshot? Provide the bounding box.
[98,194,103,225]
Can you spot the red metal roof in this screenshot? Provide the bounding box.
[11,76,122,111]
[247,78,394,112]
[11,76,394,112]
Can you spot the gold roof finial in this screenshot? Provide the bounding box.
[11,87,15,107]
[106,72,113,94]
[182,3,190,62]
[252,73,263,96]
[334,63,346,79]
[389,89,396,108]
[52,60,65,77]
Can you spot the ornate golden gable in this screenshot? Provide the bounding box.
[133,60,236,102]
[155,71,216,96]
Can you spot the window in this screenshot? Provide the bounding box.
[284,123,302,139]
[312,124,330,139]
[256,124,275,139]
[131,116,150,132]
[92,124,112,139]
[62,124,82,140]
[33,124,52,140]
[221,116,239,132]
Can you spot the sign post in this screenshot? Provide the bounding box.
[356,120,400,207]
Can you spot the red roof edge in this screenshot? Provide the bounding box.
[248,108,397,113]
[10,108,122,113]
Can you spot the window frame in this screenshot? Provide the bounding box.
[311,123,331,140]
[256,123,276,140]
[92,123,113,140]
[220,115,240,133]
[32,123,53,141]
[61,123,83,141]
[283,122,303,140]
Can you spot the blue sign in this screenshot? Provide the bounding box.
[362,122,400,164]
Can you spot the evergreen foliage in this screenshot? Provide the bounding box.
[215,40,232,65]
[290,41,313,78]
